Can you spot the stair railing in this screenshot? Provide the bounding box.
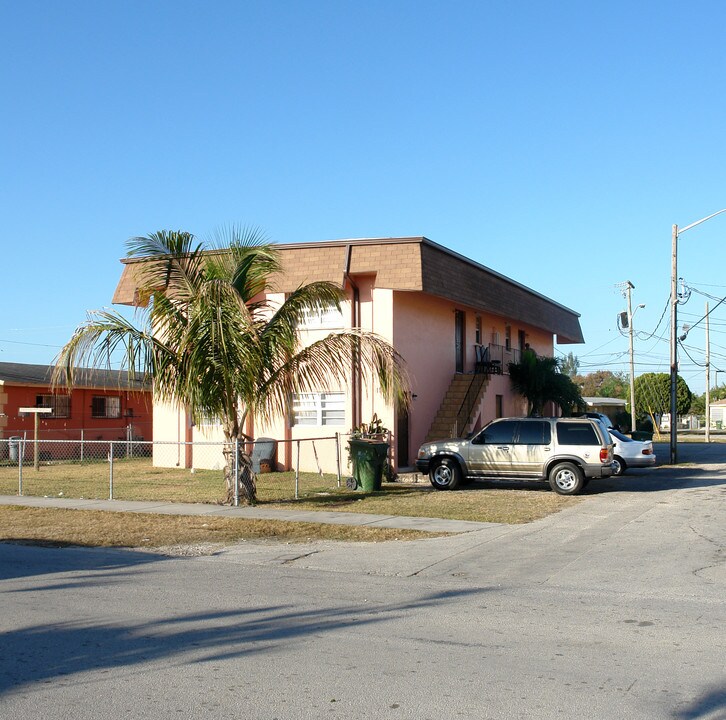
[454,373,487,437]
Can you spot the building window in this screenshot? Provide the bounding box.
[505,325,511,350]
[292,392,345,426]
[198,415,222,428]
[475,315,482,345]
[36,394,70,418]
[300,305,344,329]
[91,396,121,419]
[496,394,503,418]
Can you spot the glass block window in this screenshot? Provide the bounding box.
[300,305,344,328]
[292,392,345,426]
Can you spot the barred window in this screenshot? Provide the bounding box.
[292,392,345,426]
[36,394,70,418]
[91,395,121,419]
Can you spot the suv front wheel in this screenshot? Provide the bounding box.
[548,462,584,495]
[430,457,462,490]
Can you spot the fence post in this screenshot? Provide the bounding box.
[109,441,114,500]
[80,429,84,463]
[295,440,300,499]
[233,437,239,507]
[335,432,342,488]
[18,438,24,496]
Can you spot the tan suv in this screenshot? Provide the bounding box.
[416,417,614,495]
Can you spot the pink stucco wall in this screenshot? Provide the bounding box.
[391,291,456,459]
[392,291,557,464]
[151,280,561,475]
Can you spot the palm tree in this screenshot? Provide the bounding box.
[53,228,410,504]
[508,351,583,417]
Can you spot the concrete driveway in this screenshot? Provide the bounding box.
[217,442,726,585]
[1,442,724,719]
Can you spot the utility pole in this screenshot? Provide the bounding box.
[705,302,710,443]
[626,282,637,433]
[618,280,643,434]
[670,224,679,464]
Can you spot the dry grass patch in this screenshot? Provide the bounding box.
[0,505,435,549]
[268,482,582,524]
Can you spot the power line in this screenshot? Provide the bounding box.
[0,339,64,349]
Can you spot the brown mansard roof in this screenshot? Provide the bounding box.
[112,236,584,344]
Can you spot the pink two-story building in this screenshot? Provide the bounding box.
[112,236,583,473]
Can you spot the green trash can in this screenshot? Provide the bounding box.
[348,438,389,492]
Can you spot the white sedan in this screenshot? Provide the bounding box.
[609,429,656,475]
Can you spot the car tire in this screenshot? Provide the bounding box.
[612,456,626,476]
[548,462,584,495]
[429,457,462,490]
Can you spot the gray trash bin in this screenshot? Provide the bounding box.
[9,436,21,463]
[251,437,277,473]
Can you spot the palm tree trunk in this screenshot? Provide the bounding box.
[222,438,258,505]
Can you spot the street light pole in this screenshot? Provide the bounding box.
[670,208,726,464]
[670,224,679,465]
[705,302,710,444]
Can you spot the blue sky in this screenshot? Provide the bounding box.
[2,0,726,395]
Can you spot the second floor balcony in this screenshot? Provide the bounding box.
[474,343,521,375]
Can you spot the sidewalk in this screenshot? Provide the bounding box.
[4,443,724,537]
[0,494,493,534]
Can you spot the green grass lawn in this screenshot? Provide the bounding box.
[0,457,582,524]
[0,457,343,504]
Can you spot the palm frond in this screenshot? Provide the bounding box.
[127,230,207,306]
[58,228,411,447]
[250,329,409,426]
[52,310,156,390]
[206,226,281,300]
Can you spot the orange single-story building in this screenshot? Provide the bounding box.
[0,362,152,457]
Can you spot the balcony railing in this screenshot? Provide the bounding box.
[474,343,520,374]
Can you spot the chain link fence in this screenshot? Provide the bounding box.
[1,422,153,444]
[0,435,369,505]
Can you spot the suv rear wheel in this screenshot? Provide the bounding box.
[548,462,584,495]
[430,457,462,490]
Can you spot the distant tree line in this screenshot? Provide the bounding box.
[561,353,726,424]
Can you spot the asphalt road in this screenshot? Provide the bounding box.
[1,443,724,719]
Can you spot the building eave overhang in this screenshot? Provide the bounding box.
[112,235,585,344]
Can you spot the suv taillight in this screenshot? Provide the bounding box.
[600,447,610,463]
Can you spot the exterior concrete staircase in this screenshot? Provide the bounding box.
[425,373,489,442]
